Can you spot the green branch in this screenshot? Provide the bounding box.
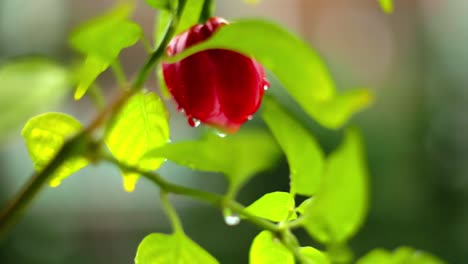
[0,0,189,239]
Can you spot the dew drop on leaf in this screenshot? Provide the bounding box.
[224,214,241,226]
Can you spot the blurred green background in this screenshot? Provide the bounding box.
[1,0,467,263]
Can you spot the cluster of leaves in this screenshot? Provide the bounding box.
[0,0,446,263]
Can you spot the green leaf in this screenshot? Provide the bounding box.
[145,0,172,10]
[300,247,330,264]
[303,129,368,244]
[135,232,218,264]
[22,113,88,187]
[245,192,296,222]
[0,57,70,140]
[377,0,394,14]
[296,197,313,215]
[357,247,446,264]
[69,2,141,61]
[143,129,281,196]
[262,96,324,196]
[165,19,372,129]
[176,0,204,35]
[249,231,294,264]
[105,91,170,192]
[74,55,109,100]
[70,2,141,99]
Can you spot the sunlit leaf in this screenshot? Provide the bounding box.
[135,232,218,264]
[300,247,330,264]
[377,0,394,14]
[69,2,141,99]
[0,57,70,140]
[262,96,324,196]
[143,129,281,195]
[303,129,368,243]
[249,231,294,264]
[22,113,88,187]
[165,19,372,129]
[245,192,296,222]
[296,197,313,215]
[357,247,446,264]
[105,91,170,192]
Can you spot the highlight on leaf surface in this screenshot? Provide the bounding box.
[105,91,170,192]
[69,2,142,99]
[357,247,446,264]
[262,96,324,196]
[302,129,369,244]
[245,192,296,222]
[249,231,294,264]
[22,113,88,187]
[165,19,373,129]
[142,129,281,196]
[0,57,70,140]
[135,232,218,264]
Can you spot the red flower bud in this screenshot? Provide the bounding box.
[162,17,269,133]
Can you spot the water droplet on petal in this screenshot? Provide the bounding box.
[216,130,226,138]
[224,214,241,226]
[247,115,253,121]
[263,84,270,91]
[188,117,200,127]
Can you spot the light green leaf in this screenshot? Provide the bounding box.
[262,96,324,196]
[176,0,204,35]
[135,232,218,264]
[143,129,281,196]
[69,2,141,61]
[74,55,109,100]
[0,57,70,140]
[105,91,170,192]
[22,113,88,187]
[249,231,294,264]
[145,0,172,10]
[377,0,394,14]
[245,192,296,222]
[357,247,446,264]
[165,19,372,129]
[300,247,330,264]
[303,129,368,244]
[70,2,141,99]
[296,197,313,215]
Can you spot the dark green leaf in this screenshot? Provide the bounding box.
[357,247,446,264]
[300,247,330,264]
[143,129,281,195]
[249,231,294,264]
[22,113,88,187]
[245,192,296,222]
[377,0,394,14]
[0,57,70,140]
[303,129,369,243]
[135,232,218,264]
[165,19,372,129]
[262,96,324,196]
[105,91,170,192]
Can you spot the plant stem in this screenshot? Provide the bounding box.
[160,191,184,234]
[102,155,280,233]
[0,0,189,239]
[0,133,87,237]
[111,58,128,87]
